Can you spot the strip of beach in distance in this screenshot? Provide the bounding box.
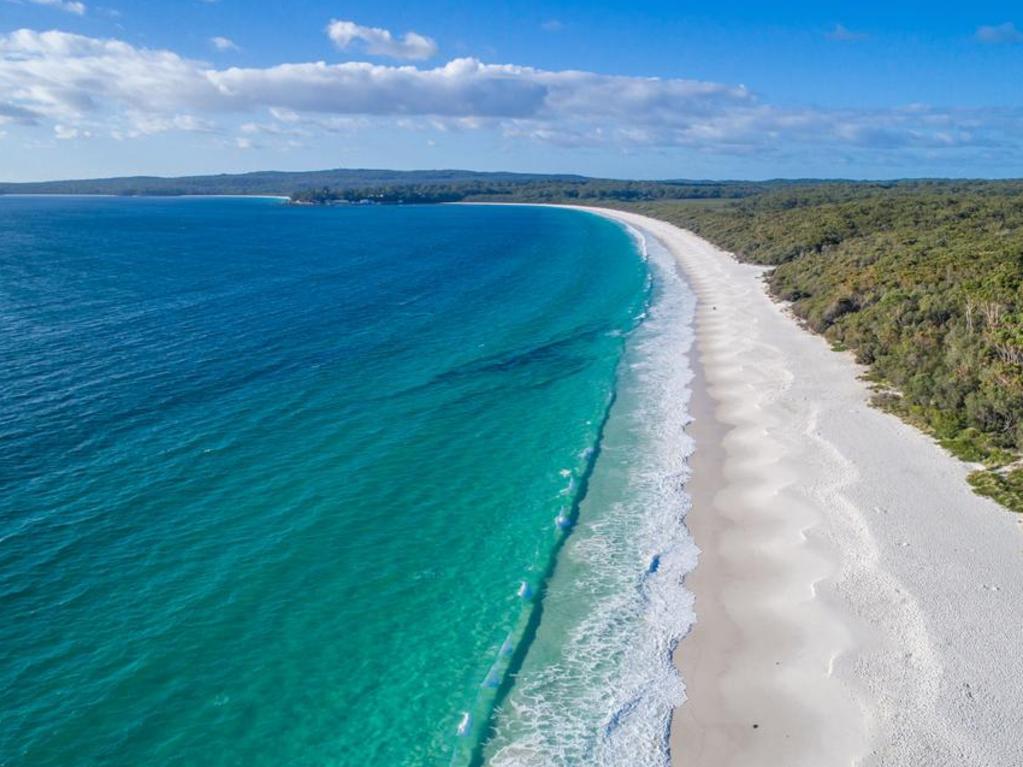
[570,207,1023,767]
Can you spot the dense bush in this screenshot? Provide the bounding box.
[289,178,771,205]
[626,182,1023,512]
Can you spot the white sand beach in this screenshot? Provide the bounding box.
[578,207,1023,767]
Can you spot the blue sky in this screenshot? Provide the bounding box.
[1,0,1022,180]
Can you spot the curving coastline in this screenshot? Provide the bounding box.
[573,207,1023,767]
[481,215,700,766]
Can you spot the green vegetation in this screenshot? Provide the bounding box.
[288,178,771,205]
[625,181,1023,512]
[968,468,1023,513]
[1,168,770,199]
[0,168,587,196]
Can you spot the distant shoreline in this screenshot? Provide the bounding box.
[0,193,291,200]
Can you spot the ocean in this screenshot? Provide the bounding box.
[0,197,696,766]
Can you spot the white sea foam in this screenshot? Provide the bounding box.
[485,226,698,766]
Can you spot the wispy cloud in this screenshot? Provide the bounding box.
[326,19,437,60]
[54,123,86,138]
[210,36,238,52]
[0,102,40,125]
[975,22,1023,44]
[827,24,868,41]
[0,27,1020,166]
[27,0,86,14]
[541,20,564,33]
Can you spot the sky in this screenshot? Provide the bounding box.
[1,0,1023,180]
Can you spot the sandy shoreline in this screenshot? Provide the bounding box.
[573,207,1023,766]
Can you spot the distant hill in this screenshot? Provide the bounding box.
[0,168,590,197]
[0,167,789,204]
[3,170,1003,201]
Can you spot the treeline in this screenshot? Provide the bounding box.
[289,178,772,205]
[2,168,772,199]
[624,181,1023,511]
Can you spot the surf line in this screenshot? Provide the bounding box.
[448,389,619,767]
[447,215,656,767]
[446,213,654,767]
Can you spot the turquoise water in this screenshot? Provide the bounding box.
[1,198,695,766]
[483,228,697,767]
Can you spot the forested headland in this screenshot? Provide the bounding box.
[286,178,770,204]
[0,168,585,196]
[621,182,1023,512]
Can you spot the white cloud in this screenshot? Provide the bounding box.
[210,36,239,52]
[0,30,224,121]
[326,19,437,60]
[203,58,751,124]
[129,112,213,135]
[54,123,80,138]
[28,0,86,14]
[541,20,564,33]
[827,24,868,42]
[0,27,1020,163]
[268,106,300,123]
[975,22,1023,44]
